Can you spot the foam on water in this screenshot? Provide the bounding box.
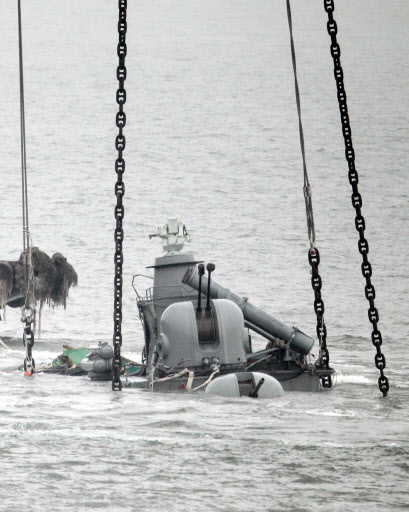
[335,374,374,386]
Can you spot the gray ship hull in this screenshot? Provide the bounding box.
[125,366,333,393]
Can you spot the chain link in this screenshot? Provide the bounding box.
[308,248,332,388]
[22,307,35,375]
[323,0,389,396]
[286,0,331,389]
[112,0,127,392]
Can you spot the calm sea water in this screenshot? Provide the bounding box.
[1,1,408,511]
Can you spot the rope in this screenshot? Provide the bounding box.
[286,0,316,248]
[22,232,35,307]
[150,368,193,389]
[18,0,30,255]
[286,0,331,387]
[0,338,11,350]
[149,368,220,392]
[18,1,34,309]
[190,368,219,391]
[186,370,195,391]
[17,1,36,375]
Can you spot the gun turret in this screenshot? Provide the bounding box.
[183,266,314,355]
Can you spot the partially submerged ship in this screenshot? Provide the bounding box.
[4,1,388,396]
[81,219,334,395]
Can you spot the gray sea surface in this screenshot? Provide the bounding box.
[1,1,408,511]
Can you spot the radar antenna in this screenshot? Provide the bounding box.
[149,218,191,254]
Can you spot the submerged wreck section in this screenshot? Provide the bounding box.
[0,247,78,310]
[124,219,335,394]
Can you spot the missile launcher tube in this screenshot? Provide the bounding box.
[183,267,314,355]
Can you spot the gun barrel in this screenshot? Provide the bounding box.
[183,267,314,355]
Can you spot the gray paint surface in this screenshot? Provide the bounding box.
[184,266,314,355]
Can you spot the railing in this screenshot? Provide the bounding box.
[132,275,197,307]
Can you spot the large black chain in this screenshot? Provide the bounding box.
[309,248,331,388]
[22,306,35,375]
[112,0,127,391]
[286,0,331,389]
[323,0,389,396]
